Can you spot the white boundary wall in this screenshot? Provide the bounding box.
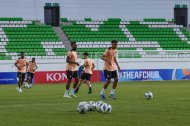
[0,58,190,72]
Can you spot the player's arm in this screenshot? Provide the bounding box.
[66,56,79,66]
[114,57,120,71]
[101,50,111,65]
[83,61,89,67]
[92,62,95,70]
[14,60,20,70]
[26,60,29,71]
[33,64,38,72]
[35,65,38,70]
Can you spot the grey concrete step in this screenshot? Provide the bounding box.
[53,27,71,50]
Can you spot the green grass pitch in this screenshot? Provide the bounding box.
[0,81,190,126]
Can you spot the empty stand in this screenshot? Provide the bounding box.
[1,17,190,60]
[0,18,66,60]
[61,18,190,58]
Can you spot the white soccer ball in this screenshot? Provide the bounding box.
[88,101,96,111]
[85,103,91,111]
[95,101,105,112]
[100,103,112,113]
[145,91,153,100]
[24,83,32,89]
[29,84,33,88]
[77,102,88,114]
[24,83,30,89]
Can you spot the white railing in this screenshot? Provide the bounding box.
[1,50,190,60]
[118,50,190,59]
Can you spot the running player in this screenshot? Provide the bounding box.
[74,52,95,94]
[15,52,29,93]
[99,40,120,99]
[64,42,79,98]
[27,57,37,88]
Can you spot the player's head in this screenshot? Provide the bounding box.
[111,40,118,49]
[71,42,77,51]
[20,52,25,58]
[83,52,88,59]
[32,57,35,62]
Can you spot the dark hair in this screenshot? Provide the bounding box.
[111,40,118,43]
[32,57,35,60]
[71,42,76,46]
[83,52,88,56]
[21,52,25,54]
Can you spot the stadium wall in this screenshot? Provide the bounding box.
[0,59,190,84]
[0,0,189,23]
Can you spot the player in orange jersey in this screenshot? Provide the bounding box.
[14,52,29,93]
[74,52,95,94]
[27,57,37,88]
[99,40,120,100]
[64,42,79,98]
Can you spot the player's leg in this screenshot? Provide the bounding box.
[28,73,34,88]
[20,73,25,86]
[77,79,83,88]
[100,70,111,99]
[75,72,86,93]
[70,71,79,97]
[109,71,118,99]
[86,74,92,94]
[86,80,92,94]
[73,71,79,89]
[64,70,72,98]
[74,78,83,93]
[30,73,34,84]
[27,73,32,84]
[17,73,25,92]
[16,72,22,92]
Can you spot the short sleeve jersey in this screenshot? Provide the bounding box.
[27,61,37,73]
[15,57,29,73]
[65,50,78,71]
[103,48,117,71]
[84,58,93,74]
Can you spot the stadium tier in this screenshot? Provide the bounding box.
[61,18,190,58]
[0,18,66,60]
[1,18,190,60]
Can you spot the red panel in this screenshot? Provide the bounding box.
[34,70,101,84]
[91,70,101,82]
[34,71,67,84]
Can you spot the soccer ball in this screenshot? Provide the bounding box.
[77,102,88,114]
[79,102,90,110]
[24,82,30,89]
[100,103,112,113]
[24,83,32,89]
[85,103,91,111]
[95,101,105,112]
[145,91,153,100]
[25,84,30,89]
[88,101,96,111]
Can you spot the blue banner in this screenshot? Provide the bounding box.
[101,69,174,82]
[0,72,17,84]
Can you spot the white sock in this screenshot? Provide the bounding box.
[71,88,74,95]
[65,90,69,95]
[100,88,106,95]
[89,83,92,88]
[110,88,115,95]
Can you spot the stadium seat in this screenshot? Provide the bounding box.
[1,17,190,60]
[60,18,190,58]
[0,18,66,60]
